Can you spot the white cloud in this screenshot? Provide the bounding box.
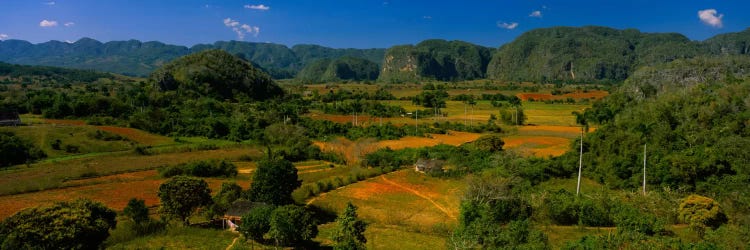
[44,1,55,5]
[65,40,74,43]
[40,20,58,27]
[497,22,519,30]
[64,22,75,27]
[224,18,260,40]
[223,18,240,27]
[0,34,8,40]
[698,9,723,28]
[529,10,542,18]
[244,4,270,11]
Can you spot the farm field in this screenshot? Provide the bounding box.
[0,156,357,220]
[43,118,174,146]
[310,170,461,249]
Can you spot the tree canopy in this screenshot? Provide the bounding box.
[149,49,283,101]
[0,199,117,249]
[157,176,213,225]
[246,158,301,205]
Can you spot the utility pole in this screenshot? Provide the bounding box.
[576,126,583,196]
[415,110,418,134]
[464,102,467,126]
[643,143,647,195]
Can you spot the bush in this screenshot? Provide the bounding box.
[158,159,238,178]
[239,204,276,241]
[268,205,318,246]
[0,199,116,249]
[0,131,46,167]
[613,204,664,236]
[545,189,579,225]
[678,194,728,234]
[543,190,615,227]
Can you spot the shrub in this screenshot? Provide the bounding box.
[678,194,728,234]
[0,131,46,167]
[545,189,579,225]
[0,199,116,249]
[239,204,276,241]
[158,159,237,178]
[613,204,664,236]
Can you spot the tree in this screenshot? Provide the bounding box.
[472,134,505,152]
[0,199,116,249]
[333,202,367,250]
[157,176,213,225]
[238,204,276,242]
[123,198,150,225]
[0,131,46,167]
[679,195,728,236]
[246,158,301,205]
[205,182,243,219]
[268,205,318,246]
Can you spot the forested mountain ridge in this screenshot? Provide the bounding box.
[486,26,707,83]
[378,39,493,82]
[0,38,385,79]
[2,27,750,82]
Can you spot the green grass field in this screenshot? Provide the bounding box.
[522,102,589,126]
[0,125,136,158]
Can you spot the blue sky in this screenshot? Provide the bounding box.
[1,0,749,48]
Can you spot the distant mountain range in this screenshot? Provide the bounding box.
[0,38,386,79]
[1,26,749,82]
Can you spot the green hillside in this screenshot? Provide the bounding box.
[296,56,380,83]
[149,49,282,101]
[486,26,705,83]
[378,39,493,82]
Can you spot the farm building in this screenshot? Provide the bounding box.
[0,112,21,126]
[414,159,445,174]
[222,200,267,230]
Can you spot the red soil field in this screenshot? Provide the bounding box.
[0,170,251,219]
[44,119,172,145]
[516,90,609,101]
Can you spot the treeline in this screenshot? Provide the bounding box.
[0,61,113,85]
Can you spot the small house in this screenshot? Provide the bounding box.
[0,112,21,126]
[224,200,266,222]
[414,158,445,174]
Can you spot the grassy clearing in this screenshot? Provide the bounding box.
[311,170,462,236]
[522,102,589,126]
[316,222,448,250]
[0,147,261,196]
[43,118,174,146]
[106,226,238,249]
[0,125,135,158]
